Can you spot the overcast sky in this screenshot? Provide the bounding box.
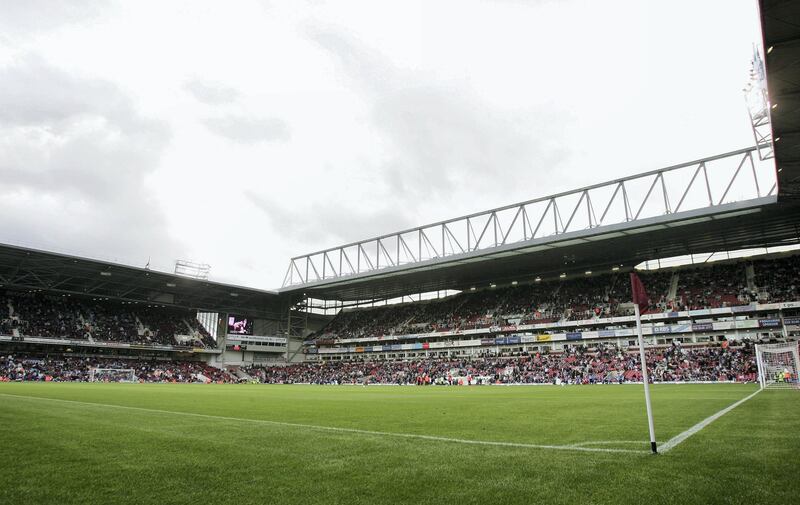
[0,0,764,289]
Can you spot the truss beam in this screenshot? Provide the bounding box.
[283,146,776,287]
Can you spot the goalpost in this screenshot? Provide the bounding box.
[755,342,800,389]
[89,368,137,383]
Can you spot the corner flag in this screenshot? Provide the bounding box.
[630,272,648,312]
[630,271,658,454]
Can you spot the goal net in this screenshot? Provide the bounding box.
[756,342,800,389]
[89,368,137,383]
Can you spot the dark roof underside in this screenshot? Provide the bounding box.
[0,244,290,319]
[761,0,800,199]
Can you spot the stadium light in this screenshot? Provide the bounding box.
[174,259,211,280]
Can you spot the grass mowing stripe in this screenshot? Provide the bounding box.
[0,392,649,454]
[659,388,762,453]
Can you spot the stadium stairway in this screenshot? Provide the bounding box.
[226,366,252,382]
[668,272,679,301]
[746,264,756,293]
[135,316,146,338]
[181,319,198,340]
[194,372,211,383]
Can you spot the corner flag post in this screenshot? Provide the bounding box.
[631,272,658,454]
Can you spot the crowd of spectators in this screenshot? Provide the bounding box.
[6,293,86,340]
[314,255,800,342]
[0,354,234,383]
[317,271,690,342]
[80,300,139,342]
[0,343,757,385]
[244,342,757,385]
[0,292,216,348]
[671,263,748,311]
[755,255,800,302]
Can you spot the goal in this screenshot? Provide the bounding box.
[89,368,137,383]
[755,342,800,389]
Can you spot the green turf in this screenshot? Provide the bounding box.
[0,382,797,505]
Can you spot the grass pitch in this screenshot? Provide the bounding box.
[0,383,797,505]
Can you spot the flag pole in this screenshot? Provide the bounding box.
[634,303,658,454]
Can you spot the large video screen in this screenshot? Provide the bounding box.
[227,315,253,335]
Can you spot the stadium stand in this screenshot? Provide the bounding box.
[0,255,797,384]
[0,353,234,383]
[311,255,800,342]
[0,291,216,348]
[243,341,757,385]
[754,255,800,302]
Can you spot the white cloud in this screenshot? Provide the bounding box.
[204,115,291,144]
[305,26,571,200]
[0,1,108,36]
[0,56,181,270]
[184,80,241,105]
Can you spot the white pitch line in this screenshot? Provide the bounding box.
[659,389,762,453]
[570,440,649,447]
[0,393,647,455]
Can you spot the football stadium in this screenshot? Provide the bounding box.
[1,1,799,504]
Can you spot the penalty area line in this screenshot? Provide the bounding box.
[0,393,647,455]
[659,388,762,453]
